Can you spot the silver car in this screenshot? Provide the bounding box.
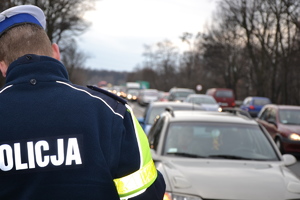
[148,109,300,200]
[184,94,222,112]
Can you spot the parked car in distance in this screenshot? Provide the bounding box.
[206,88,235,108]
[137,89,159,106]
[148,109,300,200]
[240,96,271,117]
[138,101,204,135]
[168,87,196,102]
[184,94,222,112]
[256,104,300,155]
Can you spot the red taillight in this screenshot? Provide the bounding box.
[249,105,255,110]
[232,102,235,107]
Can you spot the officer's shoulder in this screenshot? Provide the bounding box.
[86,85,127,105]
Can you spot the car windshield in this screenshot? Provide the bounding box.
[174,91,194,98]
[215,91,233,98]
[279,109,300,125]
[191,97,216,105]
[164,122,278,161]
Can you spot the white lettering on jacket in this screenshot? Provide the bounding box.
[0,138,82,171]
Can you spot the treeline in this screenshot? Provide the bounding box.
[128,0,300,104]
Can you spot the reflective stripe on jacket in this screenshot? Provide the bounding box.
[114,105,157,199]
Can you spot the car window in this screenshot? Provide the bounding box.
[192,97,216,105]
[215,90,233,98]
[259,108,269,120]
[253,98,271,106]
[243,98,250,105]
[163,122,278,160]
[174,91,194,98]
[269,108,276,122]
[279,109,300,125]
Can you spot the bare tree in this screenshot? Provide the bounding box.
[137,41,179,91]
[61,39,89,84]
[217,0,300,104]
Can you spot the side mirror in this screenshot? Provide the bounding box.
[282,154,297,166]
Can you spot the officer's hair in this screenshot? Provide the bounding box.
[0,23,53,66]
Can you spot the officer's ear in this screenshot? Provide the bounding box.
[51,43,61,61]
[0,61,8,77]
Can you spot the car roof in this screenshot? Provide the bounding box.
[164,110,257,125]
[149,101,200,107]
[264,104,300,110]
[207,88,233,91]
[187,94,213,98]
[246,96,271,100]
[169,87,195,92]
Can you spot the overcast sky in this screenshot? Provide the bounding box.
[77,0,217,72]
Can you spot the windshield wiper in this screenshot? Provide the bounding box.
[207,154,255,160]
[166,152,206,158]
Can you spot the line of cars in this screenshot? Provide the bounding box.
[132,87,300,199]
[133,87,300,158]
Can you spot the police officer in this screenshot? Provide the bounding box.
[0,5,165,200]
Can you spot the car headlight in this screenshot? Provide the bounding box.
[289,133,300,141]
[127,94,132,100]
[163,192,202,200]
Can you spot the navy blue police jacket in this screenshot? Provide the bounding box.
[0,55,165,200]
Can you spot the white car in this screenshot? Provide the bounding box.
[137,89,159,106]
[148,109,300,200]
[184,94,222,112]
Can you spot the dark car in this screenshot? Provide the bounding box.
[138,101,204,135]
[256,104,300,155]
[148,109,300,200]
[240,96,271,117]
[206,88,235,108]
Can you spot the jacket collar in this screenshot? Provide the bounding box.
[5,54,69,85]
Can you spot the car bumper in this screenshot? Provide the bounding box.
[282,138,300,154]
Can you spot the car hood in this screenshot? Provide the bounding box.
[159,158,300,200]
